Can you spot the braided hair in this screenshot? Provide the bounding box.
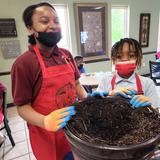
[111,38,142,69]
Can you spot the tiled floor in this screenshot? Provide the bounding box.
[0,107,36,160]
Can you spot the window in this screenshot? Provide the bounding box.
[54,5,71,51]
[111,6,129,45]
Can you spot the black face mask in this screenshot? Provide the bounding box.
[36,31,62,47]
[78,64,83,69]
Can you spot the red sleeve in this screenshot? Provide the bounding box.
[11,63,32,106]
[0,83,7,99]
[11,51,41,106]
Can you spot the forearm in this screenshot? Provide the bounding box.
[17,104,45,128]
[76,80,87,99]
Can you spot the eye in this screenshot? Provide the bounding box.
[39,18,49,24]
[116,54,121,59]
[129,51,136,57]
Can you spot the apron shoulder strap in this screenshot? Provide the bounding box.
[111,75,116,90]
[61,51,75,72]
[135,74,144,95]
[111,74,144,95]
[32,45,46,76]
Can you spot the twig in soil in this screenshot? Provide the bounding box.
[77,118,88,132]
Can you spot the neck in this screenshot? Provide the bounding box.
[36,41,55,53]
[118,71,134,79]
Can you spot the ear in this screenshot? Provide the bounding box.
[27,26,34,35]
[27,26,38,37]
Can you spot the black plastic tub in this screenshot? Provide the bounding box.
[64,126,160,160]
[64,97,160,160]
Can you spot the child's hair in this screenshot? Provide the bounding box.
[111,38,142,69]
[74,56,84,62]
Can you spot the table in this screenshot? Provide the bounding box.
[79,72,113,88]
[79,74,99,86]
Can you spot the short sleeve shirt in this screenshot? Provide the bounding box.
[0,83,6,99]
[11,45,80,106]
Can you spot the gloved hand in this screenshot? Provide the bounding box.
[109,87,137,98]
[130,95,151,108]
[88,91,108,98]
[44,106,76,132]
[156,59,160,62]
[64,151,74,160]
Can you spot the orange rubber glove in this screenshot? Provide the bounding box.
[44,106,75,132]
[109,87,137,98]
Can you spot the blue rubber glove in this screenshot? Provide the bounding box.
[130,95,151,108]
[109,87,137,98]
[156,59,160,62]
[88,91,108,98]
[64,151,74,160]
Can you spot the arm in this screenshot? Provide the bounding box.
[17,103,45,128]
[144,78,160,109]
[75,80,88,99]
[96,74,113,92]
[129,77,160,109]
[17,103,75,131]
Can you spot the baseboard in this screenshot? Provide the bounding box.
[7,103,15,107]
[141,73,150,77]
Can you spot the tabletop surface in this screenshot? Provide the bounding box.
[79,72,113,86]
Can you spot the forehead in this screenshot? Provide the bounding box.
[33,6,57,18]
[119,42,135,52]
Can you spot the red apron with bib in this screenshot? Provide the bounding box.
[27,45,76,160]
[111,74,144,95]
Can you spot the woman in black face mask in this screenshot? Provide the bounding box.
[11,2,88,160]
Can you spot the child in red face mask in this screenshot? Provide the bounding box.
[97,38,160,109]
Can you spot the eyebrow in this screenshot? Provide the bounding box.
[39,15,58,19]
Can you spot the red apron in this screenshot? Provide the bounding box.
[27,45,76,160]
[111,74,144,95]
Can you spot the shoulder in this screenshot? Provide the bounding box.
[97,72,113,92]
[98,72,114,85]
[102,72,114,81]
[12,50,38,70]
[11,49,40,81]
[139,75,154,84]
[139,75,155,90]
[58,47,73,58]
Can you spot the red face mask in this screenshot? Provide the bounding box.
[115,63,136,76]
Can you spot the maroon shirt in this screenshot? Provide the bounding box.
[0,83,6,99]
[11,45,80,106]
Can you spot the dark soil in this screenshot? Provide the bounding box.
[66,96,160,146]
